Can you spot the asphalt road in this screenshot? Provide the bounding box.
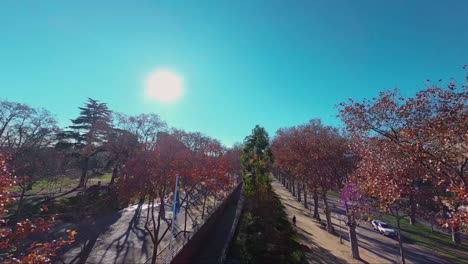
[314,193,449,263]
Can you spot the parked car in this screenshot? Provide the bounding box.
[371,220,396,236]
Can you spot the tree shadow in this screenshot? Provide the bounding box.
[295,232,348,264]
[272,179,451,264]
[354,232,401,263]
[63,211,122,264]
[97,202,151,264]
[357,231,449,264]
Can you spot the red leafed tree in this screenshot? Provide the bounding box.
[272,126,314,210]
[118,132,190,264]
[225,143,243,187]
[272,120,351,234]
[172,130,232,221]
[119,131,230,264]
[0,155,76,263]
[350,139,421,264]
[310,122,350,234]
[339,78,468,244]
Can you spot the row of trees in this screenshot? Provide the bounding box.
[0,98,241,263]
[272,120,351,234]
[271,75,467,264]
[233,125,306,263]
[119,130,240,264]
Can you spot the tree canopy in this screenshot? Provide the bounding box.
[241,125,273,195]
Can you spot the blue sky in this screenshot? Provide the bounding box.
[1,0,467,146]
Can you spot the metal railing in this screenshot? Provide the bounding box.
[143,183,241,264]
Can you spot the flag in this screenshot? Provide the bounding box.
[169,175,181,261]
[172,176,181,220]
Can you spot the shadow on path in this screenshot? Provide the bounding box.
[64,212,122,264]
[97,202,150,264]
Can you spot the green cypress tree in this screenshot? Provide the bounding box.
[241,125,273,196]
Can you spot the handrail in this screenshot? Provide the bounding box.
[143,182,242,264]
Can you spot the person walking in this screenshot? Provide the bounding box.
[292,215,296,226]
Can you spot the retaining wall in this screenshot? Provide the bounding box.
[171,183,243,264]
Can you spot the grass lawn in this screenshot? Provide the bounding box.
[87,173,113,185]
[5,171,120,227]
[12,172,114,194]
[380,215,468,264]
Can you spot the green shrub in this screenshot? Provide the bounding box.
[230,183,305,264]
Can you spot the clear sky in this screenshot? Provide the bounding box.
[1,0,467,146]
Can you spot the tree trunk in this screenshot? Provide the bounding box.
[322,191,334,234]
[110,165,118,185]
[15,186,27,219]
[138,193,146,204]
[150,198,165,264]
[184,197,189,237]
[409,195,417,225]
[397,217,406,264]
[349,223,360,259]
[151,246,158,264]
[303,185,308,209]
[292,179,296,197]
[202,191,207,219]
[297,182,301,202]
[345,202,360,259]
[452,226,461,244]
[79,157,89,187]
[313,191,320,219]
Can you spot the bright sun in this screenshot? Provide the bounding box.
[145,69,184,103]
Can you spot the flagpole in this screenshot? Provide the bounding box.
[168,175,179,263]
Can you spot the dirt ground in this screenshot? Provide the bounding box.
[270,178,390,264]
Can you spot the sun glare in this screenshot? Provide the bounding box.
[145,69,184,103]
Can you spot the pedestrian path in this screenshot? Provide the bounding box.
[271,177,387,264]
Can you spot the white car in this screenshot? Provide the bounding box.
[371,220,396,236]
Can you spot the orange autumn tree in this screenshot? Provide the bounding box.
[339,78,467,244]
[349,139,428,264]
[118,132,190,264]
[272,120,351,234]
[0,155,76,264]
[225,143,243,187]
[118,131,230,264]
[172,130,231,194]
[272,125,315,211]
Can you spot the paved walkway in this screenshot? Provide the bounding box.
[270,178,387,264]
[60,191,212,264]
